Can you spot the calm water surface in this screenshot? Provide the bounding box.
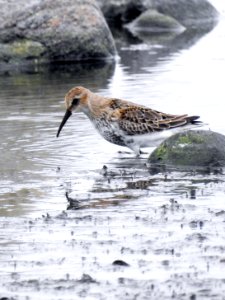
[1,8,225,300]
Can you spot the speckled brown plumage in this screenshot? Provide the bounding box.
[57,86,201,155]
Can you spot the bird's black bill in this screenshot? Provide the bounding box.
[56,109,72,137]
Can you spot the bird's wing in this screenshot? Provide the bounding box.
[109,100,191,135]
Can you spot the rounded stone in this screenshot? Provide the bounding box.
[149,130,225,167]
[125,9,185,33]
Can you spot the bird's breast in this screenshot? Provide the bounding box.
[91,116,126,146]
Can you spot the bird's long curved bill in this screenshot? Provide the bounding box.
[56,109,72,137]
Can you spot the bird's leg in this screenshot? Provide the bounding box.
[128,144,142,157]
[130,147,148,157]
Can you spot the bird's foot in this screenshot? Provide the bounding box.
[118,150,133,155]
[139,150,148,155]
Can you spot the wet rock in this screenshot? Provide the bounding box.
[125,9,185,34]
[78,274,97,283]
[97,0,218,30]
[112,259,130,266]
[149,130,225,168]
[151,0,218,29]
[215,211,225,217]
[126,179,152,189]
[186,233,208,242]
[190,294,196,300]
[0,0,116,69]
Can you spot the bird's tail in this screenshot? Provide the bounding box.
[187,115,202,125]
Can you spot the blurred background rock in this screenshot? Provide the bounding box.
[0,0,218,73]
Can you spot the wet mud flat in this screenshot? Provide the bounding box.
[1,162,225,300]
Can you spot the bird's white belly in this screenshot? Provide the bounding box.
[127,131,172,148]
[126,123,205,148]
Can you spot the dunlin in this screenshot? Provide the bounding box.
[57,86,201,155]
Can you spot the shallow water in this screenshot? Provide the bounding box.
[1,6,225,300]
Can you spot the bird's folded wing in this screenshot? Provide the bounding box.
[110,106,189,135]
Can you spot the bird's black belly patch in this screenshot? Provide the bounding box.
[104,132,126,146]
[93,117,126,146]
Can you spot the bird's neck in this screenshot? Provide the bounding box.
[81,92,110,119]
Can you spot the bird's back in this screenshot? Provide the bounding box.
[87,96,201,149]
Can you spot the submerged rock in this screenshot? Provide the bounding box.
[0,0,116,69]
[112,259,130,266]
[78,274,97,283]
[125,9,185,34]
[149,130,225,168]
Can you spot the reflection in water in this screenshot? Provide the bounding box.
[114,23,217,74]
[0,61,115,217]
[66,158,225,211]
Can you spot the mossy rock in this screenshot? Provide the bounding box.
[0,0,116,64]
[10,40,46,59]
[149,130,225,167]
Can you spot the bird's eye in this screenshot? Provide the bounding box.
[72,98,79,106]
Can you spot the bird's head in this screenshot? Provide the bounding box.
[56,86,89,137]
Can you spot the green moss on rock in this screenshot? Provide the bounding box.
[154,144,168,160]
[149,130,225,167]
[0,40,46,63]
[177,132,204,146]
[10,40,46,58]
[177,135,192,145]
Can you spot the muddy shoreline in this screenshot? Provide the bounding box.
[1,164,225,300]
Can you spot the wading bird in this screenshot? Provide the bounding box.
[57,86,201,156]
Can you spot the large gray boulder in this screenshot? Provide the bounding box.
[0,0,116,69]
[149,130,225,168]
